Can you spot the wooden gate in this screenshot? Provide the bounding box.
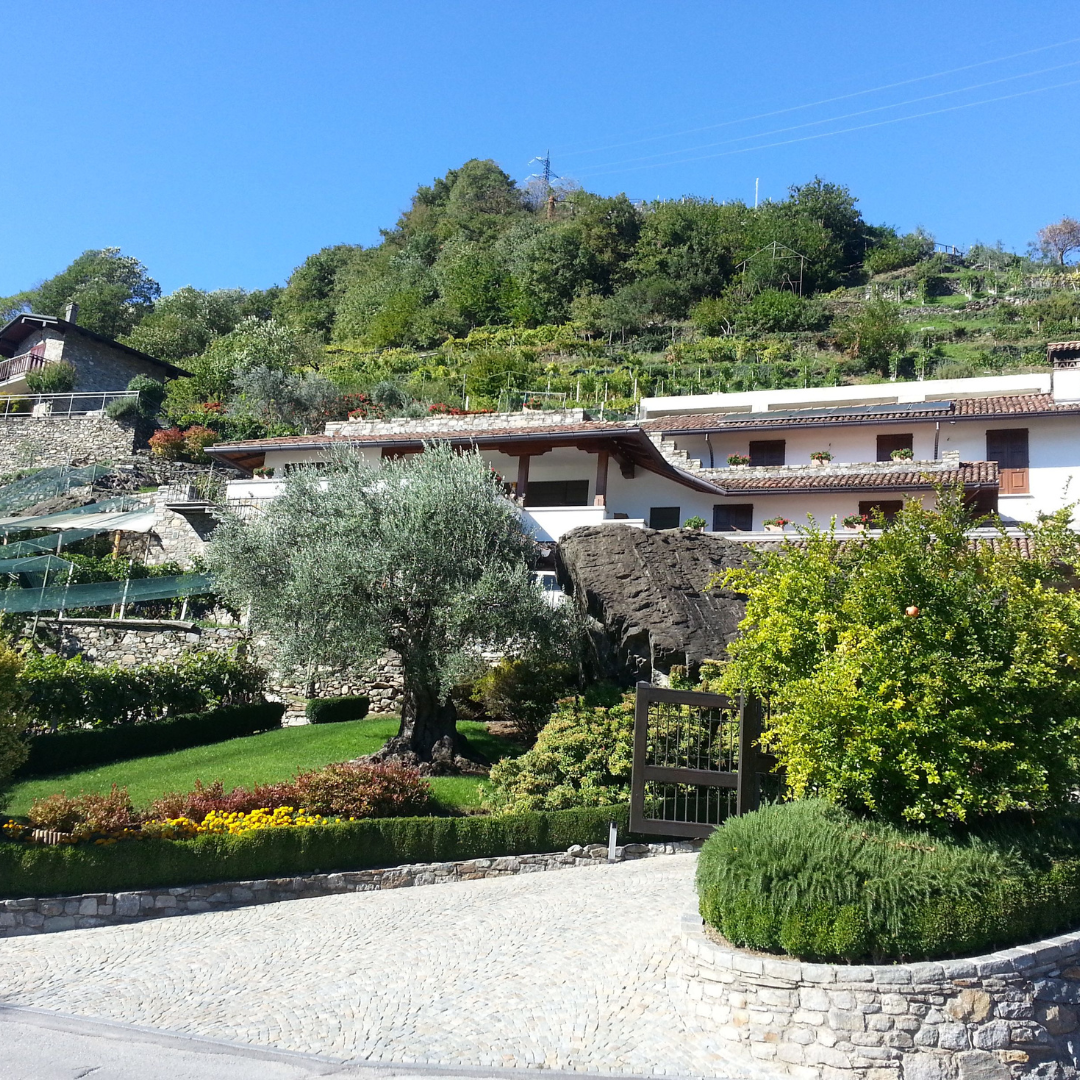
[629,682,773,838]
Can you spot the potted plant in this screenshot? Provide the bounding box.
[842,513,870,531]
[763,516,790,533]
[683,515,706,531]
[727,453,751,467]
[810,450,833,465]
[252,466,275,479]
[890,447,915,461]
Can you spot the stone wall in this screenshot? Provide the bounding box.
[59,332,170,395]
[0,841,694,937]
[678,911,1080,1079]
[143,485,217,567]
[34,618,404,715]
[0,414,137,473]
[326,407,591,439]
[44,618,242,665]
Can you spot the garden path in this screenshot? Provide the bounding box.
[0,855,769,1079]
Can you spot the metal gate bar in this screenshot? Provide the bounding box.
[629,682,769,838]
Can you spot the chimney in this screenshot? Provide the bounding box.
[63,301,79,325]
[1049,341,1080,402]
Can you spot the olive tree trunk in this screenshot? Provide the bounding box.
[369,677,488,775]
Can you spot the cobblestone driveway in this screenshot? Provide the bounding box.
[0,855,763,1078]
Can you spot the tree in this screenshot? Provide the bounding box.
[121,286,252,361]
[275,245,363,339]
[835,296,909,375]
[1036,217,1080,266]
[711,490,1080,826]
[207,444,569,770]
[28,248,160,338]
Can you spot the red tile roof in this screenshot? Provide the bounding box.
[641,394,1079,433]
[714,462,997,494]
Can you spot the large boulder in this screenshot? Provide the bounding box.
[555,525,752,685]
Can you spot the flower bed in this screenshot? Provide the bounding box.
[0,804,635,898]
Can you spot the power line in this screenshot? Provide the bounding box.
[574,58,1080,175]
[557,34,1080,161]
[576,76,1080,180]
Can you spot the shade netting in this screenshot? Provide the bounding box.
[0,573,214,613]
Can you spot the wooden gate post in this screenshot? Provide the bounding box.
[736,694,763,816]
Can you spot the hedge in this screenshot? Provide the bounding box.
[696,799,1080,963]
[0,802,634,898]
[17,701,285,777]
[306,695,370,725]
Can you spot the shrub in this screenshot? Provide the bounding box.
[0,642,29,810]
[18,651,267,733]
[712,489,1080,825]
[149,427,186,460]
[305,695,370,725]
[183,424,219,462]
[727,454,750,466]
[696,800,1080,962]
[19,701,285,776]
[291,762,432,818]
[25,361,77,395]
[469,657,577,741]
[683,516,706,530]
[0,804,636,898]
[146,777,294,821]
[105,396,142,421]
[486,693,634,813]
[127,373,166,413]
[28,785,138,840]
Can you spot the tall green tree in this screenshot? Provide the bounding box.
[208,445,569,768]
[25,248,160,338]
[275,245,363,339]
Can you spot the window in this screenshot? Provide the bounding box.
[649,506,681,530]
[524,479,590,507]
[986,429,1029,469]
[713,504,754,532]
[748,440,785,467]
[876,433,914,461]
[859,500,904,523]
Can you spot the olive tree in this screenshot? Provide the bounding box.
[208,444,572,771]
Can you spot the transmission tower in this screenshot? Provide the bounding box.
[527,151,562,218]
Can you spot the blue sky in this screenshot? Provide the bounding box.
[2,1,1078,298]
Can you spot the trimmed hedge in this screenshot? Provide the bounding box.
[18,701,285,777]
[0,802,633,898]
[306,695,370,725]
[696,799,1080,963]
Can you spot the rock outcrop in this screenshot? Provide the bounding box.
[555,525,752,685]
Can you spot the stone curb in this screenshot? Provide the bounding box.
[678,907,1080,1079]
[0,841,698,938]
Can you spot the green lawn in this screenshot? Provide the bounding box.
[5,718,522,817]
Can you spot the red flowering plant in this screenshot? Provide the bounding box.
[149,427,187,461]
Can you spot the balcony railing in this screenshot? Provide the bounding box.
[0,352,49,385]
[0,390,140,420]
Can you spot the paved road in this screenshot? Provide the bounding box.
[0,856,764,1080]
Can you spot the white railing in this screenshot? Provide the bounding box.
[0,390,139,420]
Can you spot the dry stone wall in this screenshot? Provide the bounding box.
[0,415,137,473]
[34,618,404,714]
[678,911,1080,1080]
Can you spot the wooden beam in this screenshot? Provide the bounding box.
[594,449,609,507]
[516,454,531,501]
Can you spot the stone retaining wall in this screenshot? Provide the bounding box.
[678,911,1080,1080]
[0,415,137,472]
[0,842,693,937]
[31,619,405,715]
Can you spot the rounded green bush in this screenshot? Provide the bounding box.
[696,800,1080,963]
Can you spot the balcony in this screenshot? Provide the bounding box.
[0,351,49,389]
[522,505,646,542]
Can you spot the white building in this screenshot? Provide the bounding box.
[206,343,1080,541]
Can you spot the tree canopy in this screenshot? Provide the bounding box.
[207,444,573,768]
